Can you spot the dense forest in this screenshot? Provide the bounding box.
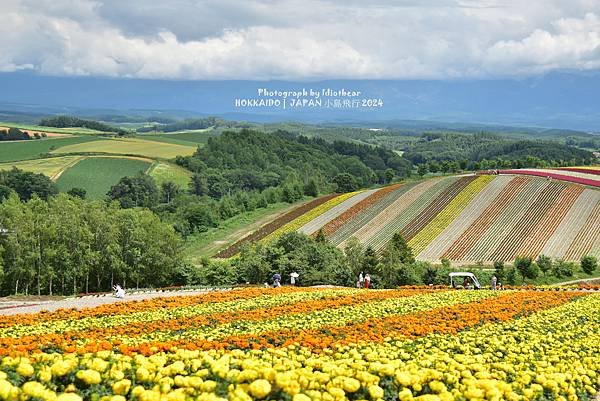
[39,115,130,135]
[175,129,411,198]
[402,133,594,165]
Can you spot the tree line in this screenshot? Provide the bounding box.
[39,116,131,135]
[0,193,183,296]
[189,231,598,288]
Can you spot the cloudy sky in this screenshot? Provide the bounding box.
[1,0,600,80]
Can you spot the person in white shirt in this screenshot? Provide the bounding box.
[113,284,125,298]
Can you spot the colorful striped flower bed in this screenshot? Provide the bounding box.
[499,169,600,187]
[0,288,598,401]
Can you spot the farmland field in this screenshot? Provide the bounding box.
[148,161,193,188]
[140,129,216,145]
[0,121,111,135]
[56,157,152,199]
[0,156,83,179]
[0,287,598,401]
[0,136,101,162]
[137,135,202,148]
[51,137,197,159]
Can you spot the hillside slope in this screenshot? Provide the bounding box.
[217,168,600,262]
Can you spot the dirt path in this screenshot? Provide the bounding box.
[553,277,600,286]
[0,289,228,316]
[50,156,84,180]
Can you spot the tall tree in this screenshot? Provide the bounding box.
[107,173,159,209]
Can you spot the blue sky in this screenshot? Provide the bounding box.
[2,0,600,80]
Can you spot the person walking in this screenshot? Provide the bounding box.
[272,273,281,287]
[290,272,299,286]
[491,275,497,290]
[364,273,371,289]
[358,272,365,289]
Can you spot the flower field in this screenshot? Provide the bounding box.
[497,169,600,188]
[1,287,599,401]
[217,168,600,262]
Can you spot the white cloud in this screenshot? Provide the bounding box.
[483,13,600,75]
[0,0,599,80]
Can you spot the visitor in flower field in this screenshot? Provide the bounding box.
[272,273,281,287]
[364,273,371,289]
[112,284,125,298]
[491,275,497,290]
[290,272,299,286]
[358,272,364,288]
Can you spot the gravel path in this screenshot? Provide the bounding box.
[0,289,225,316]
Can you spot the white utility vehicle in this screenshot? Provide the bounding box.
[449,272,481,289]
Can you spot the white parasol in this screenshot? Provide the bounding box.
[290,272,299,278]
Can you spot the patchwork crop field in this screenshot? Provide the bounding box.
[56,157,152,199]
[218,169,600,262]
[0,287,598,401]
[0,136,101,163]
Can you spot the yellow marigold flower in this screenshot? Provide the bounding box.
[396,372,412,387]
[131,385,145,398]
[398,388,413,401]
[38,366,52,383]
[238,369,259,383]
[136,367,151,382]
[17,363,34,377]
[22,381,45,398]
[342,377,361,393]
[112,379,131,395]
[415,395,441,401]
[110,396,126,401]
[248,379,272,399]
[75,369,102,385]
[428,380,446,394]
[51,360,76,377]
[368,385,384,399]
[293,394,312,401]
[328,387,345,399]
[57,393,83,401]
[201,380,217,392]
[91,358,109,373]
[0,380,13,400]
[139,389,161,401]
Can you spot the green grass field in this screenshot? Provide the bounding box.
[184,200,306,263]
[160,130,216,144]
[137,135,202,148]
[56,157,152,199]
[148,161,193,188]
[51,137,196,159]
[139,129,217,145]
[0,136,102,162]
[0,156,83,179]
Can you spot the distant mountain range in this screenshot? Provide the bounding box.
[1,71,599,131]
